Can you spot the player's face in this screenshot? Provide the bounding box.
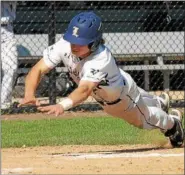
[71,44,90,58]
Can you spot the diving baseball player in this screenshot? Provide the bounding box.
[19,11,184,147]
[1,1,18,109]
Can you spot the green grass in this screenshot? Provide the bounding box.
[1,117,166,148]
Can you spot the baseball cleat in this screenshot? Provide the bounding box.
[165,109,184,148]
[158,92,170,114]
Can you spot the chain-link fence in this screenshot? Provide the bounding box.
[1,1,184,114]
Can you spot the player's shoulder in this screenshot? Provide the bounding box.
[84,45,113,71]
[57,37,70,46]
[89,45,113,64]
[53,37,71,52]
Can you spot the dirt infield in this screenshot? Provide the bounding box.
[1,111,184,174]
[2,145,184,174]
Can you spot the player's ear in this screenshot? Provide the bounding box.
[88,38,104,52]
[88,39,101,52]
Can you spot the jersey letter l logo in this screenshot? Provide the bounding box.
[72,26,79,37]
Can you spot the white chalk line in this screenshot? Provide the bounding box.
[53,152,184,159]
[2,167,33,174]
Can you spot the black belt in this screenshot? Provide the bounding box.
[97,98,121,106]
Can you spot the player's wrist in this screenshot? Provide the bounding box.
[25,92,35,99]
[58,98,73,111]
[24,95,36,101]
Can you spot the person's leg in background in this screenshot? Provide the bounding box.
[1,38,18,109]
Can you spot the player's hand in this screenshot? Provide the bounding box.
[37,104,64,116]
[18,97,41,107]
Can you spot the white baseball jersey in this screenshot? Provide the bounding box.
[43,38,138,103]
[43,37,175,130]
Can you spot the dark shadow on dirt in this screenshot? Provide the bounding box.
[50,146,172,156]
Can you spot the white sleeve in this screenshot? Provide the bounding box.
[43,39,64,68]
[81,62,108,83]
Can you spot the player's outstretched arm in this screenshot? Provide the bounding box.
[68,80,98,106]
[18,58,52,107]
[37,80,98,116]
